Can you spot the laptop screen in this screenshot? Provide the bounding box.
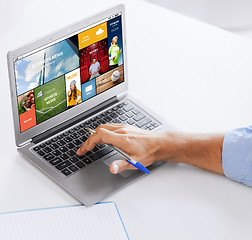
[14,13,124,133]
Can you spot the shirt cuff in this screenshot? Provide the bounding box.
[222,126,252,187]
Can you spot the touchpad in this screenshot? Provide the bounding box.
[104,153,138,178]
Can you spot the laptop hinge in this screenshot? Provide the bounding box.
[32,96,119,144]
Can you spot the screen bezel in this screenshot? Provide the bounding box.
[7,4,128,147]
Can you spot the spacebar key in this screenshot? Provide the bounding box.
[136,117,152,128]
[89,146,114,161]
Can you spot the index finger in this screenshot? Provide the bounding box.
[77,127,117,155]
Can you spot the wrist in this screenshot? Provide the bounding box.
[154,132,187,163]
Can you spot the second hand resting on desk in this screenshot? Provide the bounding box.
[84,127,150,174]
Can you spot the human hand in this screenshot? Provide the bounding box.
[76,124,167,174]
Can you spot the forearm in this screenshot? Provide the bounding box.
[158,132,225,174]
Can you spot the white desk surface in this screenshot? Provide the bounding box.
[1,0,252,239]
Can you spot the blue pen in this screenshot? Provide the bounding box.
[85,127,150,174]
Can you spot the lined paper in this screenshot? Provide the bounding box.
[0,202,129,240]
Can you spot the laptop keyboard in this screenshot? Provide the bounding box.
[32,101,160,177]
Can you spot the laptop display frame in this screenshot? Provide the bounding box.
[7,4,128,147]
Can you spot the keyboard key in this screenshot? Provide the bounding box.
[74,126,80,130]
[83,158,92,165]
[93,146,100,152]
[61,169,72,176]
[64,136,73,143]
[149,126,154,130]
[78,129,86,136]
[125,112,134,118]
[50,143,59,150]
[43,146,52,154]
[63,132,69,136]
[73,139,82,146]
[80,122,86,127]
[52,149,61,156]
[37,150,45,156]
[132,109,140,115]
[126,119,135,125]
[76,161,85,168]
[133,113,146,122]
[56,160,71,170]
[99,119,106,124]
[112,119,121,124]
[49,157,62,166]
[44,153,54,161]
[45,140,52,145]
[110,113,118,118]
[104,116,112,122]
[66,143,75,149]
[123,104,134,112]
[136,117,152,128]
[80,136,88,142]
[119,115,128,122]
[116,109,124,115]
[57,140,66,146]
[90,117,97,122]
[73,147,79,152]
[107,109,113,114]
[68,129,75,134]
[86,151,93,156]
[59,146,68,153]
[67,150,76,156]
[89,146,114,161]
[71,133,79,139]
[97,144,106,149]
[77,154,86,160]
[33,146,40,151]
[56,135,63,140]
[39,143,46,148]
[118,104,123,108]
[69,165,79,172]
[59,154,69,161]
[51,137,58,142]
[90,123,98,129]
[85,120,91,125]
[70,156,79,163]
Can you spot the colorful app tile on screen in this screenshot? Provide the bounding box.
[81,78,97,101]
[15,36,79,96]
[65,68,82,108]
[18,90,37,132]
[107,15,123,68]
[96,65,124,94]
[78,22,107,50]
[79,39,109,84]
[34,75,67,124]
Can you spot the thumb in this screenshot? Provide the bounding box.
[109,159,135,174]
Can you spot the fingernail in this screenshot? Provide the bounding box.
[76,148,80,155]
[113,163,119,174]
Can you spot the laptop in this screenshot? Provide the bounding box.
[7,4,172,206]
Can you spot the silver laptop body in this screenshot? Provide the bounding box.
[7,4,172,206]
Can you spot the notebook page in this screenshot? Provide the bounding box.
[0,202,129,240]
